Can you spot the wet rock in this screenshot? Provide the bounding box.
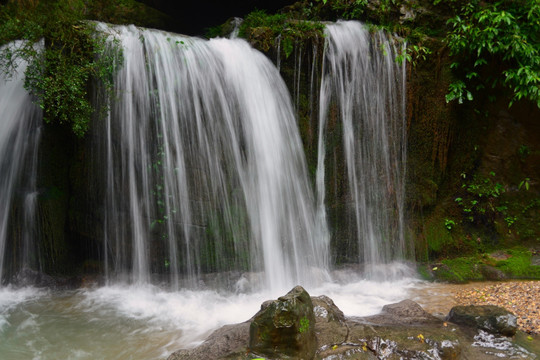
[312,295,348,348]
[531,253,540,267]
[249,285,317,360]
[363,299,442,326]
[167,322,250,360]
[488,250,511,261]
[312,295,345,323]
[382,299,439,323]
[447,305,518,337]
[345,322,464,360]
[13,268,83,289]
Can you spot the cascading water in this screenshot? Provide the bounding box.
[316,21,409,278]
[0,22,423,360]
[96,24,329,292]
[0,41,42,283]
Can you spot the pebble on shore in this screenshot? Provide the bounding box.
[454,281,540,335]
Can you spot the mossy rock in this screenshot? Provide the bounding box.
[422,248,540,283]
[249,286,317,360]
[492,249,540,279]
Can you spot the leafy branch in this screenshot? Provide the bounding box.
[445,0,540,108]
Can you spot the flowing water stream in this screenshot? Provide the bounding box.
[317,21,408,276]
[0,22,417,359]
[0,41,42,283]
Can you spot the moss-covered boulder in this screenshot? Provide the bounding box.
[249,285,317,360]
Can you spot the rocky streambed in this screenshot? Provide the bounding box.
[168,286,538,359]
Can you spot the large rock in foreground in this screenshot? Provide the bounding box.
[168,287,535,360]
[447,305,518,337]
[249,285,317,360]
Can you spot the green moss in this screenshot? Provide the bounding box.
[424,219,453,254]
[494,248,540,279]
[299,316,310,333]
[239,9,325,55]
[441,257,484,282]
[425,248,540,283]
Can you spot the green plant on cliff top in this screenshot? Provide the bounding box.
[239,9,324,57]
[328,0,369,20]
[0,0,137,137]
[445,0,540,108]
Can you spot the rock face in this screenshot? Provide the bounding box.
[447,305,518,337]
[249,285,317,360]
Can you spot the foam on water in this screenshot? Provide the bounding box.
[80,284,271,344]
[0,273,420,359]
[0,286,44,332]
[317,280,416,317]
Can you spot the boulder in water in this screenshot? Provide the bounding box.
[447,305,518,336]
[249,285,317,360]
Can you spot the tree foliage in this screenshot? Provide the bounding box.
[0,0,157,136]
[445,0,540,108]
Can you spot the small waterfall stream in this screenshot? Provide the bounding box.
[0,41,42,283]
[317,21,409,277]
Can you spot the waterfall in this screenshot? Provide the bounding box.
[0,21,410,288]
[316,21,408,277]
[0,41,42,283]
[96,24,329,292]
